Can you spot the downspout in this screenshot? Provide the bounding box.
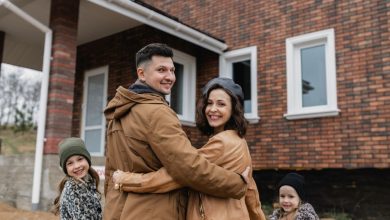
[32,31,51,211]
[0,0,52,210]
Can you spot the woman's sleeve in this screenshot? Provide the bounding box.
[196,138,224,164]
[245,177,267,220]
[118,168,183,193]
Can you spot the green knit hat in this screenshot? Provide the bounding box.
[58,137,91,174]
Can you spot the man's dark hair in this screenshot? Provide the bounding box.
[196,84,248,137]
[136,43,173,68]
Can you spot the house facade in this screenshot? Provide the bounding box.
[0,0,389,218]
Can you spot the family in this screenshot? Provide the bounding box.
[52,43,319,220]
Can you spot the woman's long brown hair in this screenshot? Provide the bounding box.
[52,167,101,215]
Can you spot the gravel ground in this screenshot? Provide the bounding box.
[0,202,57,220]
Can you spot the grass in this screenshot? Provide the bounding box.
[0,127,37,155]
[261,203,274,216]
[320,211,351,220]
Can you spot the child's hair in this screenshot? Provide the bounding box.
[52,167,100,215]
[196,82,248,137]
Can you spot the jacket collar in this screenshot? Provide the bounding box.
[129,79,165,98]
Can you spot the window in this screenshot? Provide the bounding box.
[170,62,184,114]
[219,46,259,123]
[81,66,108,156]
[167,49,196,126]
[285,29,339,120]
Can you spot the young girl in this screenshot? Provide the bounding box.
[112,77,266,220]
[52,137,102,220]
[269,173,319,220]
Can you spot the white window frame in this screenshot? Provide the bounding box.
[285,29,340,120]
[81,66,108,156]
[166,49,196,126]
[219,46,259,123]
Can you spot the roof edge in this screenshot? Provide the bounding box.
[87,0,227,54]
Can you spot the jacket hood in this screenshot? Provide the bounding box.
[104,86,167,120]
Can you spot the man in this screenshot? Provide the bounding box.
[103,43,247,220]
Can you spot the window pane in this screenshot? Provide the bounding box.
[86,74,104,126]
[233,60,251,113]
[171,62,183,114]
[301,45,327,107]
[85,129,101,153]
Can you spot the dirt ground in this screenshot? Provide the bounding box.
[0,202,57,220]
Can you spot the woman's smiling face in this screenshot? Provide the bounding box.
[205,88,232,134]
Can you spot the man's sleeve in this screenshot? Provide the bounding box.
[146,107,246,199]
[119,168,182,193]
[118,135,224,193]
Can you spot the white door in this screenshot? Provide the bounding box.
[81,66,108,156]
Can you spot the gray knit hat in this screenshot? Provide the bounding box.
[202,77,244,105]
[58,137,91,174]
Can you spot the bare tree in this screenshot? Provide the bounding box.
[0,70,18,126]
[0,65,41,128]
[22,76,41,126]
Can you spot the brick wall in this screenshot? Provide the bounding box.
[45,0,80,153]
[140,0,390,169]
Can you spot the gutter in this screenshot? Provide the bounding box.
[87,0,228,54]
[0,0,52,210]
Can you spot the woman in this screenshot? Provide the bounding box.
[52,137,102,220]
[113,77,266,220]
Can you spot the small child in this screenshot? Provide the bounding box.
[269,173,319,220]
[52,137,102,220]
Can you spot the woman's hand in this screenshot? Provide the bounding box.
[113,170,126,190]
[241,166,250,184]
[112,170,125,184]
